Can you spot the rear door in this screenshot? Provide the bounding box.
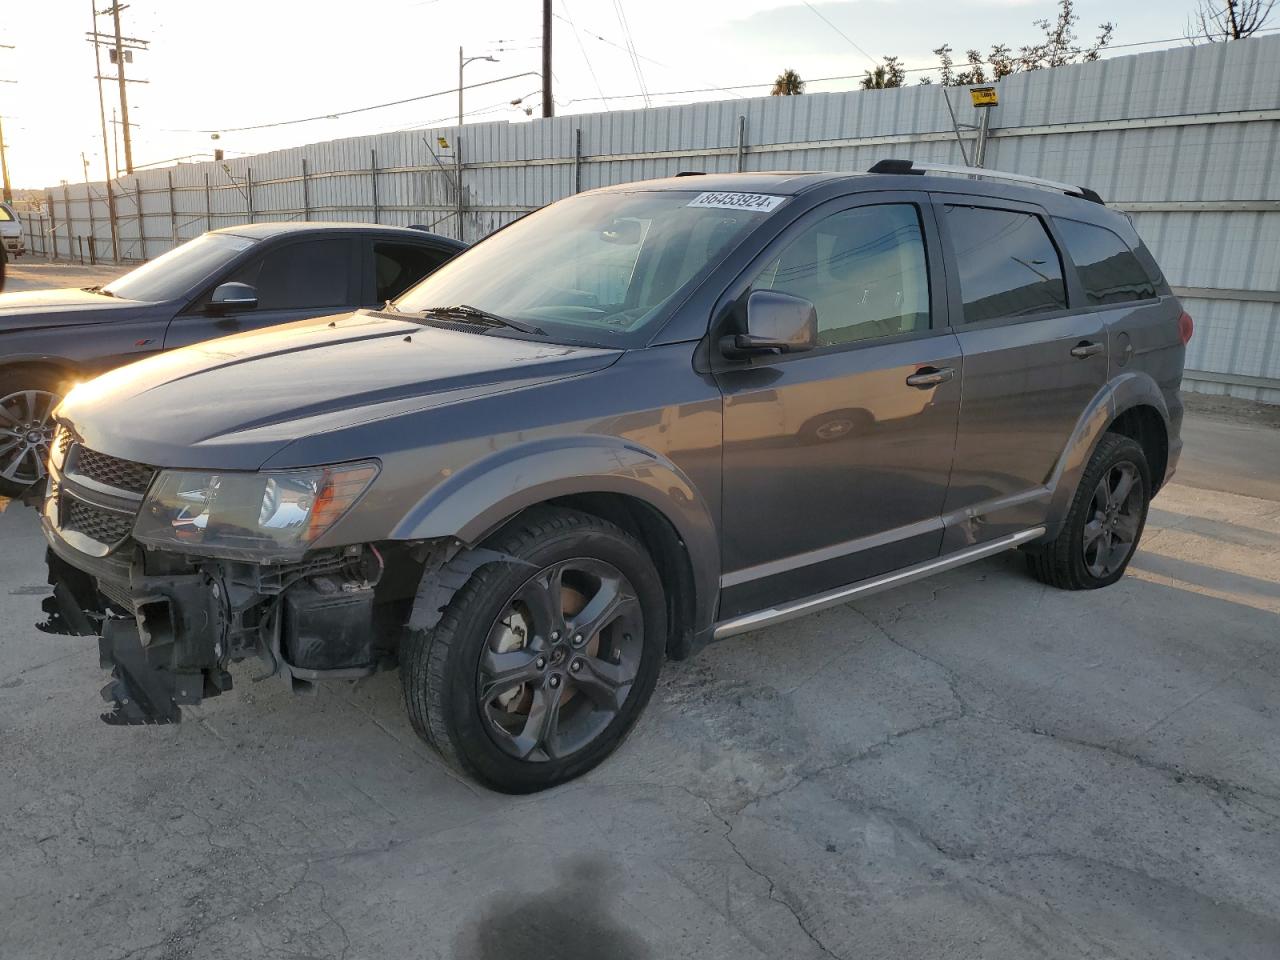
[715,193,962,619]
[165,236,361,349]
[935,197,1108,547]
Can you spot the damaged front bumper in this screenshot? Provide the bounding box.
[42,518,386,726]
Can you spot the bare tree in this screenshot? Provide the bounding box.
[905,0,1113,86]
[1187,0,1276,41]
[770,69,805,96]
[1017,0,1113,70]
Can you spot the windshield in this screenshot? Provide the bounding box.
[0,205,13,222]
[103,232,257,302]
[395,190,783,345]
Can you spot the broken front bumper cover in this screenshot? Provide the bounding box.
[42,517,385,726]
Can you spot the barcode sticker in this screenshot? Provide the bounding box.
[687,192,787,212]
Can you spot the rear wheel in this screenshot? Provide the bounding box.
[1026,432,1151,590]
[0,369,70,497]
[401,507,666,793]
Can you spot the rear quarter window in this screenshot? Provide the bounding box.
[1053,217,1157,305]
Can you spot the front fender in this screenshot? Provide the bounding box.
[1044,372,1172,532]
[389,434,720,631]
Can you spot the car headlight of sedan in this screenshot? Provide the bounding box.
[133,461,379,560]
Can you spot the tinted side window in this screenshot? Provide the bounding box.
[750,203,930,347]
[944,206,1066,323]
[375,242,452,302]
[1053,218,1156,305]
[229,239,354,310]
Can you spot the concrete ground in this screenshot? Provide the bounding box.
[2,259,128,293]
[1,264,1278,958]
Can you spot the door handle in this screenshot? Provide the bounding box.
[1070,340,1104,359]
[905,366,955,389]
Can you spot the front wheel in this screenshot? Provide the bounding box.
[401,507,666,793]
[0,369,70,498]
[1026,432,1151,590]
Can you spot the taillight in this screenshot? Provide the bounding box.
[1177,311,1193,345]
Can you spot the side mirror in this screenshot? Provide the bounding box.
[720,289,817,359]
[210,281,258,310]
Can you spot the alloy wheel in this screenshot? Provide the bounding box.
[477,557,643,762]
[0,389,60,487]
[1082,459,1143,578]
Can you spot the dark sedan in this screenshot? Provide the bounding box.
[0,222,464,494]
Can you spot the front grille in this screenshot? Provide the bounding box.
[61,497,135,546]
[74,447,155,495]
[54,425,78,461]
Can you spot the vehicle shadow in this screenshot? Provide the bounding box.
[452,855,651,960]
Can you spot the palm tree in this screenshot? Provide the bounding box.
[862,65,889,89]
[771,69,805,96]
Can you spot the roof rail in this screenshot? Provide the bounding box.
[867,158,1105,205]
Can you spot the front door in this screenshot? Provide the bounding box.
[165,237,361,349]
[933,199,1109,547]
[715,196,961,620]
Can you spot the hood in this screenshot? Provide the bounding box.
[0,288,153,329]
[57,310,622,470]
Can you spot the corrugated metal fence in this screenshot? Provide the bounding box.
[33,36,1280,402]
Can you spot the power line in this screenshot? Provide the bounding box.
[553,11,745,100]
[611,0,649,108]
[157,71,542,133]
[560,0,609,110]
[560,29,1279,105]
[801,0,878,68]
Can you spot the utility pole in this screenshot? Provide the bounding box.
[86,6,147,176]
[109,3,133,173]
[90,2,120,260]
[541,0,553,117]
[0,42,12,203]
[0,114,12,204]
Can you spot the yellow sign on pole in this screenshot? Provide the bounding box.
[437,136,451,150]
[970,86,999,107]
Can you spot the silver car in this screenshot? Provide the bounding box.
[0,202,25,260]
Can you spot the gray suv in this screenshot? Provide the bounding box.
[38,161,1188,792]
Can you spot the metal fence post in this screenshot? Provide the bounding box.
[135,179,144,261]
[168,170,178,246]
[63,187,73,260]
[246,167,254,223]
[736,115,747,172]
[301,158,311,220]
[574,128,582,194]
[454,136,463,242]
[46,193,57,259]
[204,172,212,232]
[77,235,85,265]
[85,185,98,264]
[371,149,380,222]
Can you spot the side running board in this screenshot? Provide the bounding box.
[712,527,1046,640]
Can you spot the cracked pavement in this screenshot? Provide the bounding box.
[1,405,1278,959]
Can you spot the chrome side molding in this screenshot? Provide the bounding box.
[712,527,1046,640]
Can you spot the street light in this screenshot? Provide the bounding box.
[459,48,498,127]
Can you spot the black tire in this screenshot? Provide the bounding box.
[1026,432,1151,590]
[401,506,667,793]
[0,367,72,498]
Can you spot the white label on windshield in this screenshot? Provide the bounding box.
[687,192,786,212]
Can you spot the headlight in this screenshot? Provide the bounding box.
[133,461,379,560]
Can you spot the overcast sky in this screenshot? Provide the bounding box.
[2,0,1207,188]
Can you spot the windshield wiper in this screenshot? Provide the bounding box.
[82,285,116,297]
[416,303,546,336]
